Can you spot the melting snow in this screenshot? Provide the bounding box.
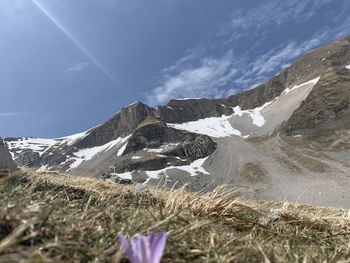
[6,137,57,156]
[70,136,130,169]
[6,128,94,158]
[110,172,133,180]
[283,77,320,95]
[56,131,88,146]
[168,115,242,138]
[111,157,209,181]
[174,97,202,100]
[146,143,179,153]
[145,157,209,179]
[232,76,321,128]
[117,141,128,156]
[233,101,273,127]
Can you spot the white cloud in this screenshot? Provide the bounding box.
[147,51,238,105]
[0,111,29,117]
[147,34,329,105]
[65,62,90,72]
[227,0,332,36]
[146,0,350,105]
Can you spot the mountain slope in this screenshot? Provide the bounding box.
[5,36,350,207]
[0,137,16,175]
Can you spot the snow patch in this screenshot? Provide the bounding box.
[168,115,243,138]
[174,97,203,101]
[117,142,128,156]
[69,136,130,169]
[56,131,88,146]
[283,77,320,95]
[146,143,179,153]
[132,156,142,160]
[144,157,209,179]
[346,64,350,69]
[110,172,133,180]
[231,77,321,128]
[37,165,49,173]
[6,137,57,156]
[233,102,272,127]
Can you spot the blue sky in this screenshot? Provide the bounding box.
[1,0,350,138]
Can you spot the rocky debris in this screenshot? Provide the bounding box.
[282,66,350,141]
[0,137,17,175]
[240,163,267,183]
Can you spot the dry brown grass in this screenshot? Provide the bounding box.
[0,171,350,262]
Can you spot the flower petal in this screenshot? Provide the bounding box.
[119,234,129,251]
[120,234,140,263]
[140,236,152,263]
[150,232,167,263]
[130,237,143,263]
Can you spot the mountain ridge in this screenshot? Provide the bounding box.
[4,36,350,207]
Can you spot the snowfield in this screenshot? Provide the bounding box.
[283,77,320,95]
[168,115,243,138]
[69,136,130,169]
[6,137,57,158]
[167,77,320,139]
[111,157,209,181]
[6,128,92,158]
[232,102,273,127]
[145,157,209,179]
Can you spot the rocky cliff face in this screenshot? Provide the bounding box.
[103,117,216,175]
[158,99,232,123]
[0,137,16,175]
[281,66,350,145]
[74,102,156,149]
[123,117,216,157]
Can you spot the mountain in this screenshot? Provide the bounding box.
[0,137,16,176]
[5,36,350,207]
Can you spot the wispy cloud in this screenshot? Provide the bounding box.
[65,62,90,72]
[147,51,238,105]
[146,0,350,105]
[0,111,29,118]
[222,0,332,42]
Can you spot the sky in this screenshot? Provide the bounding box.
[0,0,350,138]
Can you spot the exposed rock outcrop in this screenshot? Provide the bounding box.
[158,99,232,123]
[282,66,350,140]
[123,117,216,158]
[74,102,156,149]
[0,137,17,175]
[113,117,216,173]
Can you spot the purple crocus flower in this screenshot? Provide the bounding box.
[119,232,167,263]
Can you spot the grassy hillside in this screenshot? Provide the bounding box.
[0,171,350,262]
